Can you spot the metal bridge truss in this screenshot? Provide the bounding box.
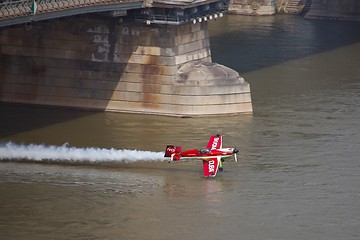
[0,0,144,27]
[0,0,229,27]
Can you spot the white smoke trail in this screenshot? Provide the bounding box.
[0,142,164,163]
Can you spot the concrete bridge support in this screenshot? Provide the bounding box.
[0,15,252,116]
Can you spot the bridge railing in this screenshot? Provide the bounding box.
[0,0,139,20]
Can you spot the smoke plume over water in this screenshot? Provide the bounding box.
[0,142,164,164]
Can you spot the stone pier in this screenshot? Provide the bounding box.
[0,15,252,116]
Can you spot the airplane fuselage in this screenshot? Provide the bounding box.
[177,148,236,160]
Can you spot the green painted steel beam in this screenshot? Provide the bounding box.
[0,1,144,27]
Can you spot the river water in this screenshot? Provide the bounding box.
[1,15,360,239]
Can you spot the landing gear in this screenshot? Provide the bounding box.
[219,159,224,172]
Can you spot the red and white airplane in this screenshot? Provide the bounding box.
[164,134,238,177]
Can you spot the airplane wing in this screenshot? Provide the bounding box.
[206,135,222,150]
[202,157,221,177]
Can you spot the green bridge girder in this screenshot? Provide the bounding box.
[0,0,229,27]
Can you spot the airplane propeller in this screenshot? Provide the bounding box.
[233,147,238,162]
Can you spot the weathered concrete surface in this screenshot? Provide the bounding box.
[230,0,360,18]
[305,0,360,21]
[173,61,252,115]
[229,0,276,15]
[278,0,309,15]
[0,15,252,116]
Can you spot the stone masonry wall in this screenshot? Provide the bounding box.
[0,16,210,113]
[306,0,360,21]
[229,0,276,15]
[0,15,252,116]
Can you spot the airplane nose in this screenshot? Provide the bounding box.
[234,149,239,154]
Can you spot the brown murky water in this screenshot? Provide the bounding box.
[1,15,360,239]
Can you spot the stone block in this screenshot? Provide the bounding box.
[119,72,175,84]
[124,63,178,76]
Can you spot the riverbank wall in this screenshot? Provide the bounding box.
[228,0,308,16]
[305,0,360,21]
[229,0,276,15]
[229,0,360,20]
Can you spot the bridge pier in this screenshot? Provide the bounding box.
[0,15,252,116]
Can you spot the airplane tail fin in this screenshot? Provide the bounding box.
[164,145,175,157]
[164,145,182,160]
